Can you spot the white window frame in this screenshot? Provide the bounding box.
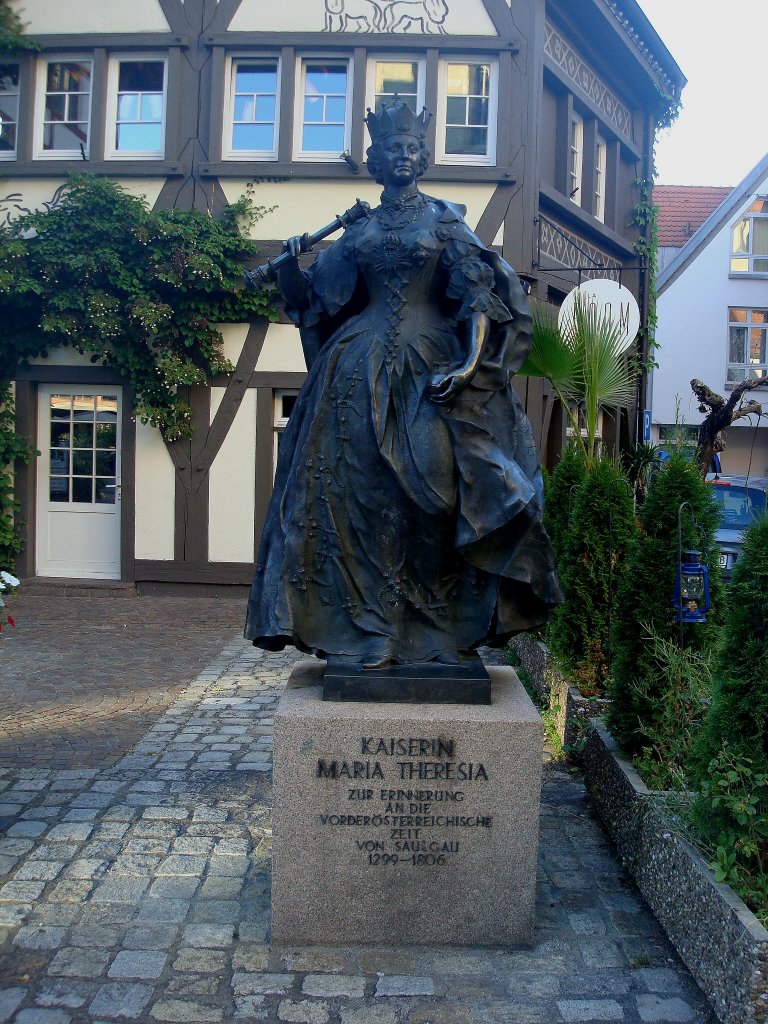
[0,61,20,161]
[105,54,167,160]
[727,307,768,385]
[436,57,498,166]
[594,133,607,222]
[730,198,768,276]
[365,55,426,117]
[33,55,93,160]
[293,55,352,162]
[223,54,280,161]
[568,111,584,206]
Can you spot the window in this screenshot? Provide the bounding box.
[367,58,424,115]
[295,58,351,160]
[0,63,19,159]
[226,57,279,159]
[568,112,583,205]
[594,134,607,222]
[36,59,93,158]
[437,60,497,164]
[728,307,768,383]
[107,57,166,158]
[48,393,118,505]
[731,199,768,274]
[273,391,298,475]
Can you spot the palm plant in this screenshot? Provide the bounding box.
[519,295,639,463]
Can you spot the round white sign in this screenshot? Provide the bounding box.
[557,279,640,353]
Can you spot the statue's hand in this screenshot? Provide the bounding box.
[284,233,313,260]
[429,366,474,406]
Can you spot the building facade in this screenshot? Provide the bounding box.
[650,154,768,474]
[6,0,682,587]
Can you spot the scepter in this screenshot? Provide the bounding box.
[244,198,371,289]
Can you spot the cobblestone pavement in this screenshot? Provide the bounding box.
[0,636,715,1024]
[0,595,245,771]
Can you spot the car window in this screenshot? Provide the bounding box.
[709,484,766,528]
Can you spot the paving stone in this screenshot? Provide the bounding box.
[47,879,94,903]
[88,982,154,1019]
[48,947,111,978]
[13,862,65,882]
[635,994,697,1022]
[147,878,200,901]
[187,900,238,925]
[634,969,690,995]
[0,840,34,857]
[232,995,267,1020]
[122,926,179,951]
[0,902,32,925]
[0,988,26,1023]
[150,1000,222,1022]
[197,877,242,900]
[15,1009,72,1024]
[164,978,220,998]
[34,980,94,1009]
[181,925,234,948]
[172,950,227,974]
[46,824,93,843]
[233,974,294,996]
[374,976,434,997]
[344,1007,403,1024]
[66,859,108,880]
[157,856,207,877]
[68,925,122,948]
[503,971,560,998]
[206,856,247,877]
[302,975,366,999]
[557,1000,625,1022]
[277,1000,330,1024]
[93,878,151,904]
[13,926,66,950]
[0,881,46,901]
[407,1006,472,1024]
[27,905,81,927]
[108,951,168,980]
[232,946,270,972]
[6,822,48,839]
[133,899,190,925]
[107,856,163,877]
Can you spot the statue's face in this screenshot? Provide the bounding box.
[379,133,422,186]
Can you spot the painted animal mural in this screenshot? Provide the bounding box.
[323,0,449,33]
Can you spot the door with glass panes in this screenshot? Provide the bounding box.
[36,385,122,579]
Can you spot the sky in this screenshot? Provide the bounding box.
[636,0,765,187]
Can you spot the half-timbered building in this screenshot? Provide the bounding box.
[6,0,683,588]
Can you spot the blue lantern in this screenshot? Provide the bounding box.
[673,549,711,624]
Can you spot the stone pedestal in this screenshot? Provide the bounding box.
[271,661,543,947]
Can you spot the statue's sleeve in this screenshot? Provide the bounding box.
[443,242,512,324]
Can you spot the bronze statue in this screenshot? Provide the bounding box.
[245,101,560,686]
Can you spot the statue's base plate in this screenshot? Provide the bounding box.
[323,653,491,704]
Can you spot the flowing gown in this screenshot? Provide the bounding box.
[245,193,561,662]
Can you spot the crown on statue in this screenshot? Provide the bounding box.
[365,99,432,142]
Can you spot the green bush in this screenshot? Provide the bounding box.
[543,440,586,565]
[0,383,38,571]
[606,452,724,756]
[693,512,768,778]
[547,456,636,696]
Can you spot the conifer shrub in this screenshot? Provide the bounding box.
[543,440,586,565]
[606,452,724,756]
[692,512,768,778]
[547,456,636,696]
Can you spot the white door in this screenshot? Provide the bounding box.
[37,385,122,579]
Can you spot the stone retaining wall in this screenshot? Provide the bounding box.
[584,719,768,1024]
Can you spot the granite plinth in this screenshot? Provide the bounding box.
[323,654,491,704]
[271,660,543,947]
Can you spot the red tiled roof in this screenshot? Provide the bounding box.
[654,185,732,247]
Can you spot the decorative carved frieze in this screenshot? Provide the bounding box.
[544,21,632,141]
[538,214,620,280]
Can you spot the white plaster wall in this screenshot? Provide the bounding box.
[134,421,175,560]
[229,0,496,35]
[222,180,497,242]
[255,324,308,373]
[208,387,257,563]
[29,348,104,367]
[216,323,250,367]
[0,178,166,221]
[653,188,768,432]
[11,0,170,34]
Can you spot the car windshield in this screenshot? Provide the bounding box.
[710,484,767,528]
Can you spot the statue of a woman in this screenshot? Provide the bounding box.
[245,101,560,669]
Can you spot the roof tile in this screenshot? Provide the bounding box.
[654,185,732,247]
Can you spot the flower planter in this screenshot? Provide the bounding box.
[583,719,768,1024]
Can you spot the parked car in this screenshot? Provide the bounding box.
[706,475,768,579]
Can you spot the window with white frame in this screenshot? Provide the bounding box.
[273,390,298,475]
[568,112,583,205]
[226,57,279,159]
[0,63,20,159]
[36,58,93,158]
[728,307,768,383]
[437,59,497,164]
[367,58,424,115]
[295,58,351,160]
[107,57,166,158]
[731,199,768,274]
[594,133,607,222]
